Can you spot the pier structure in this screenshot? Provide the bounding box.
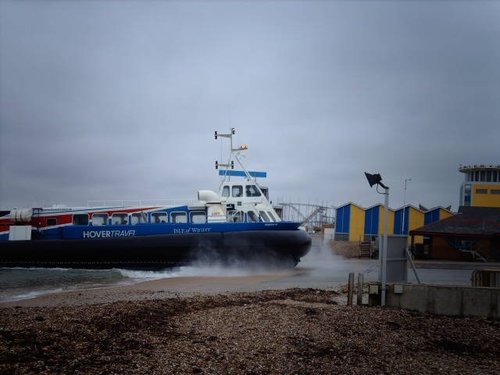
[277,202,335,231]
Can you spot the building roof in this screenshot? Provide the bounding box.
[394,204,425,214]
[364,203,396,212]
[425,206,454,214]
[336,202,365,210]
[410,206,500,238]
[459,164,500,173]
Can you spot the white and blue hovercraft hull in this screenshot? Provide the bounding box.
[0,223,311,269]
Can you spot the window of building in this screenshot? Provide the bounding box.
[152,212,168,223]
[73,214,89,225]
[448,238,477,253]
[47,218,57,226]
[190,211,206,224]
[463,184,471,206]
[171,212,187,223]
[491,189,500,195]
[480,171,486,181]
[476,188,488,194]
[130,213,148,225]
[111,213,128,225]
[92,213,108,226]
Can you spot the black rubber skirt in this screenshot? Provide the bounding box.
[0,230,312,269]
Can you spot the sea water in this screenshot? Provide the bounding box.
[0,264,286,303]
[0,267,177,303]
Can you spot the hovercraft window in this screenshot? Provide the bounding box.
[228,210,244,222]
[261,188,269,200]
[73,214,89,225]
[232,185,243,197]
[222,186,230,197]
[92,213,108,226]
[130,213,148,225]
[245,185,261,197]
[111,213,128,225]
[247,211,258,223]
[152,212,168,223]
[259,211,271,222]
[190,211,206,224]
[47,218,57,226]
[267,211,278,222]
[171,212,187,223]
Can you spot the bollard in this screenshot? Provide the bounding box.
[347,272,354,306]
[357,273,364,306]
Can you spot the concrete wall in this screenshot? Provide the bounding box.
[369,283,500,320]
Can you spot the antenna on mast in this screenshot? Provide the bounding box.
[214,128,255,189]
[214,128,236,170]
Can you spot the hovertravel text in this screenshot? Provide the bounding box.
[83,230,136,239]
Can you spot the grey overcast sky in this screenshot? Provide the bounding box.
[1,1,499,211]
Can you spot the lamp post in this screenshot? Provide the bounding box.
[364,172,389,307]
[401,177,411,235]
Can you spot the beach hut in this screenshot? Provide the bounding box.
[335,203,365,242]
